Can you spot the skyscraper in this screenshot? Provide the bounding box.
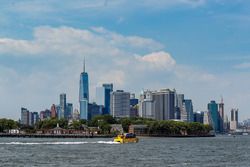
[208,100,220,132]
[176,94,184,120]
[51,104,57,118]
[32,112,39,125]
[130,93,139,117]
[59,93,66,119]
[194,111,204,123]
[183,99,194,122]
[79,59,89,120]
[21,107,29,126]
[218,97,224,132]
[66,103,73,119]
[152,89,175,120]
[103,83,113,115]
[28,112,34,126]
[110,90,130,118]
[96,83,113,115]
[139,90,155,119]
[230,108,238,131]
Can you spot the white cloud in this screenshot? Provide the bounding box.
[142,0,206,8]
[234,62,250,69]
[136,51,176,70]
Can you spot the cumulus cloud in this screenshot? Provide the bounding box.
[136,51,176,70]
[0,26,163,57]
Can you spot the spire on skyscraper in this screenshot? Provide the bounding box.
[83,57,85,72]
[220,95,223,104]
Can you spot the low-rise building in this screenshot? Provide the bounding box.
[129,125,148,135]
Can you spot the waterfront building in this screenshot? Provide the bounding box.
[110,90,130,118]
[218,98,224,131]
[79,59,89,120]
[88,103,103,120]
[60,93,66,119]
[230,108,239,131]
[50,104,57,118]
[208,100,220,132]
[152,89,175,120]
[21,107,29,126]
[139,90,155,119]
[96,83,113,115]
[183,99,194,122]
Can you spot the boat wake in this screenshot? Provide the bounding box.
[0,141,120,145]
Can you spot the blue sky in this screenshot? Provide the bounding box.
[0,0,250,120]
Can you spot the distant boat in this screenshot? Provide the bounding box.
[242,132,248,136]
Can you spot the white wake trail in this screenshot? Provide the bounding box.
[0,141,120,145]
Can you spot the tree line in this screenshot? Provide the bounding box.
[0,116,212,136]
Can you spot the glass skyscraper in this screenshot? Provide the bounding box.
[208,100,219,132]
[79,60,89,120]
[96,83,113,115]
[59,93,66,119]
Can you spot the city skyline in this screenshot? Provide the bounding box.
[0,1,249,120]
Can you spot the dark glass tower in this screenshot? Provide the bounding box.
[103,83,113,115]
[79,59,89,120]
[208,100,219,132]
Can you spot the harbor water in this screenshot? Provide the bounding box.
[0,135,249,167]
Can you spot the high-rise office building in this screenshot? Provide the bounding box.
[96,87,105,106]
[79,59,89,120]
[208,100,220,132]
[152,89,175,120]
[218,98,224,132]
[194,111,204,123]
[60,93,66,119]
[32,112,39,125]
[176,94,184,120]
[110,90,130,118]
[203,111,210,125]
[96,83,113,115]
[21,107,29,126]
[139,90,155,119]
[66,103,73,120]
[183,99,194,122]
[56,105,61,118]
[51,104,57,118]
[29,112,34,126]
[103,83,113,115]
[230,108,238,131]
[130,93,139,117]
[88,103,103,120]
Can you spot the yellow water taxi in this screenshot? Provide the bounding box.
[113,133,139,143]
